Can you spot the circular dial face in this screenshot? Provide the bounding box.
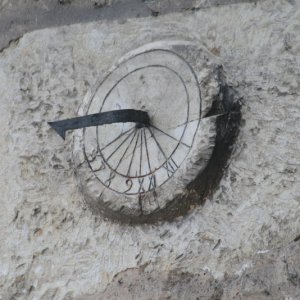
[83,49,200,194]
[72,41,218,222]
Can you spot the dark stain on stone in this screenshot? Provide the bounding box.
[151,10,160,17]
[294,234,300,242]
[213,239,221,250]
[13,210,19,222]
[0,36,21,54]
[58,0,73,5]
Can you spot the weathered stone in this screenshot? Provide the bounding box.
[0,0,299,299]
[76,241,300,299]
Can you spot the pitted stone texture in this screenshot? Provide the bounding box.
[0,0,299,299]
[76,241,300,300]
[78,268,223,300]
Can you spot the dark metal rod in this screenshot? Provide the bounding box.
[48,109,150,140]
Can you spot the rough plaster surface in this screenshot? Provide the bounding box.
[0,0,261,52]
[0,0,299,299]
[0,0,151,51]
[77,241,300,299]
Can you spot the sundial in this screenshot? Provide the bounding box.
[49,41,240,224]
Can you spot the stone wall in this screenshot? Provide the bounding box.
[0,0,299,299]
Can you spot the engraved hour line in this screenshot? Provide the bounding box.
[169,118,199,129]
[105,128,136,162]
[147,127,169,161]
[147,127,179,177]
[99,126,135,152]
[127,130,140,176]
[168,114,224,131]
[99,121,189,176]
[113,130,138,173]
[139,128,143,176]
[150,125,191,148]
[120,125,185,162]
[121,128,151,162]
[143,128,152,173]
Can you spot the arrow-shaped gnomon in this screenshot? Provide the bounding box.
[48,109,150,140]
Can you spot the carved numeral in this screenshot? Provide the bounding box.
[124,178,133,193]
[148,174,157,191]
[94,161,106,172]
[163,158,178,177]
[138,178,146,194]
[105,171,116,187]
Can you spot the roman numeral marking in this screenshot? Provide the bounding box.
[163,158,178,177]
[148,174,157,191]
[138,177,146,194]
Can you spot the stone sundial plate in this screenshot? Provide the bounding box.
[70,40,240,223]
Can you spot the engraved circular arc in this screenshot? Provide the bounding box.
[95,64,189,178]
[82,47,202,195]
